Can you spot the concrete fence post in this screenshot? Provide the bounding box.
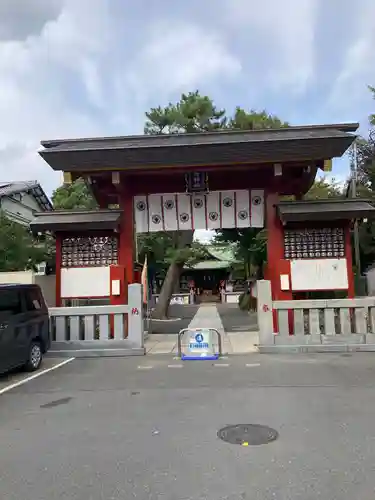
[257,280,274,346]
[127,283,144,348]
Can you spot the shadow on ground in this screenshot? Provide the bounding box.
[148,304,199,334]
[217,303,258,332]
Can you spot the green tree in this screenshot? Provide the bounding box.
[0,211,48,271]
[304,176,343,199]
[354,127,375,270]
[145,92,232,318]
[145,91,290,318]
[144,91,227,134]
[228,107,289,130]
[369,85,375,126]
[52,179,97,210]
[216,177,342,279]
[214,109,289,279]
[347,86,375,271]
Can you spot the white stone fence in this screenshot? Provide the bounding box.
[49,284,144,356]
[257,280,375,353]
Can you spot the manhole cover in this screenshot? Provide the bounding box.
[218,424,278,446]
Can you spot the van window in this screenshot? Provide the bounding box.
[23,288,42,312]
[0,289,22,316]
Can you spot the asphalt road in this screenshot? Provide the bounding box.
[1,353,375,499]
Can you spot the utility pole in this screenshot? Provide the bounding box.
[351,140,361,278]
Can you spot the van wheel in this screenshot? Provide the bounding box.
[25,341,43,372]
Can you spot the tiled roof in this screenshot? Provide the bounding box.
[30,209,122,233]
[277,199,375,222]
[39,123,359,172]
[0,181,52,211]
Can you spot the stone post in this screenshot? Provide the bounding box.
[257,280,274,345]
[127,283,144,348]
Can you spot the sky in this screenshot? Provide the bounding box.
[0,0,374,214]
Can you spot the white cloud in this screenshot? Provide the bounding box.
[222,0,317,94]
[0,0,241,196]
[328,0,375,120]
[0,0,374,199]
[0,0,62,41]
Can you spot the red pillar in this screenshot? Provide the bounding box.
[345,224,355,298]
[265,192,292,332]
[55,233,62,307]
[119,183,134,303]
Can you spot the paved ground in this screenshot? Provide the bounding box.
[217,303,258,333]
[145,330,259,354]
[148,304,199,334]
[146,303,259,354]
[0,357,63,393]
[1,353,375,498]
[148,303,258,335]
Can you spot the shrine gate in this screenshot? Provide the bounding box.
[31,122,375,335]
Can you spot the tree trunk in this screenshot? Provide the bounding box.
[153,261,184,319]
[152,230,194,320]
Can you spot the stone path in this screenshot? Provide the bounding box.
[145,303,259,355]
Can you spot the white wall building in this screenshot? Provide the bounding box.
[0,181,52,226]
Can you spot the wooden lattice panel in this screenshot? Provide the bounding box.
[61,236,118,267]
[284,228,345,260]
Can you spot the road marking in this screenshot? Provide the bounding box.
[214,363,230,367]
[246,363,261,367]
[0,358,75,396]
[137,365,153,370]
[167,364,183,368]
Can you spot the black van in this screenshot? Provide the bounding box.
[0,284,51,375]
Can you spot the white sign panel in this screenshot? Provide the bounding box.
[61,267,110,298]
[290,258,348,291]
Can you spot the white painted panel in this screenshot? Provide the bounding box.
[221,190,235,229]
[235,190,250,228]
[280,274,290,290]
[226,293,240,303]
[250,189,264,228]
[0,271,34,284]
[192,194,206,230]
[177,193,193,230]
[290,259,348,291]
[162,194,178,231]
[61,267,110,298]
[206,191,220,230]
[148,194,163,232]
[134,195,148,233]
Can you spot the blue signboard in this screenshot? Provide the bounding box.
[181,328,219,360]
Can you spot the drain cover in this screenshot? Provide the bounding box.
[218,424,278,446]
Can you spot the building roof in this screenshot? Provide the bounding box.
[188,260,234,271]
[30,209,122,233]
[39,123,359,172]
[0,181,52,211]
[206,245,238,262]
[277,199,375,223]
[184,245,239,271]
